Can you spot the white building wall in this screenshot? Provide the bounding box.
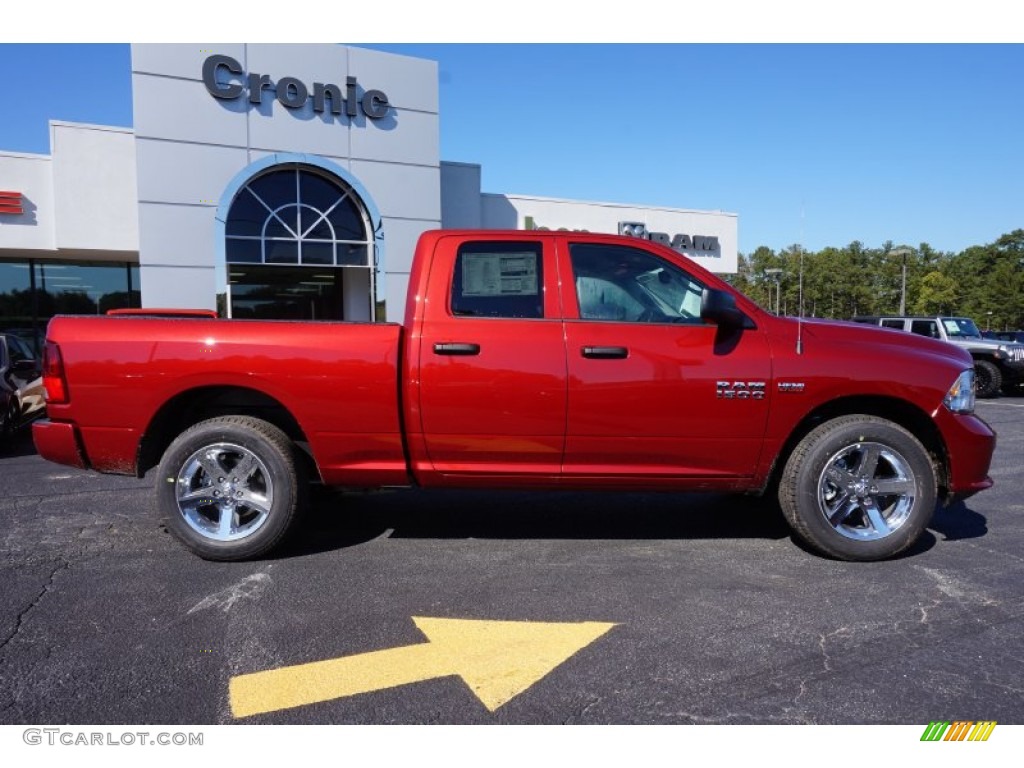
[481,194,738,274]
[131,43,441,316]
[0,152,56,252]
[51,122,138,256]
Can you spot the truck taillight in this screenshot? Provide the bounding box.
[42,341,69,404]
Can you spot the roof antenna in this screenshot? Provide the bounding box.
[796,204,805,355]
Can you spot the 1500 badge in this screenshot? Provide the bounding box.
[716,381,766,399]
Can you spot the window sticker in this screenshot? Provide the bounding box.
[462,253,538,297]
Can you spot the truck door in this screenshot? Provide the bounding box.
[414,237,567,478]
[560,238,771,483]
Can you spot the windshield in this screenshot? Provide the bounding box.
[942,318,982,339]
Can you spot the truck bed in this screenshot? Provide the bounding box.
[38,316,409,486]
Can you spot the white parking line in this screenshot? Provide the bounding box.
[978,401,1024,408]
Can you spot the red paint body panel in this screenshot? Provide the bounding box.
[32,420,86,469]
[413,234,567,477]
[34,229,995,503]
[40,317,408,485]
[561,320,771,480]
[933,409,997,496]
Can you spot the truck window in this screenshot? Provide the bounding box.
[910,320,940,338]
[569,242,704,323]
[881,319,905,330]
[450,241,544,319]
[943,318,982,339]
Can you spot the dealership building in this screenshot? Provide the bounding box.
[0,44,737,339]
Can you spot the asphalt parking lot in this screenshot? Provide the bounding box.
[1,399,1022,727]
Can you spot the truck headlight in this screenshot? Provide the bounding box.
[944,369,976,414]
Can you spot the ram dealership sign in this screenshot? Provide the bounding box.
[202,54,390,119]
[618,221,720,256]
[521,216,721,257]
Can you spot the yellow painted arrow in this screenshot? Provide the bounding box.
[229,616,617,718]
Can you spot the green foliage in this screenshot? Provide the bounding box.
[913,272,958,315]
[735,229,1024,330]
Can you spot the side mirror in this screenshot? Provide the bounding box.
[700,288,746,329]
[13,359,38,374]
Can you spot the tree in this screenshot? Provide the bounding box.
[731,230,1021,327]
[913,271,958,315]
[738,246,780,312]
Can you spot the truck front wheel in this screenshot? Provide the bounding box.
[779,416,936,561]
[973,360,1002,399]
[156,416,305,561]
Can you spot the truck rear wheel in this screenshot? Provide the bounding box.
[156,416,305,561]
[973,360,1001,399]
[779,416,936,561]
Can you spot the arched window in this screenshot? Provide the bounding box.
[225,165,372,267]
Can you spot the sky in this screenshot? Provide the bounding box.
[2,5,1022,257]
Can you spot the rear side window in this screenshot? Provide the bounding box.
[881,319,905,330]
[451,241,544,319]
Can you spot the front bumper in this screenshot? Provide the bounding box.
[934,408,996,502]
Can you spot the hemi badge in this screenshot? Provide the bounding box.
[779,382,806,393]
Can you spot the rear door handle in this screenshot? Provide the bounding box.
[433,342,481,356]
[581,346,629,359]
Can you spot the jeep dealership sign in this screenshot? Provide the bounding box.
[519,213,723,258]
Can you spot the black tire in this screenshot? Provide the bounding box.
[156,416,306,561]
[779,415,936,561]
[973,360,1002,399]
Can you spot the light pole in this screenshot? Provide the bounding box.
[765,268,783,315]
[888,247,913,315]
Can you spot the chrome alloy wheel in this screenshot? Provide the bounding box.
[175,442,274,542]
[817,441,917,541]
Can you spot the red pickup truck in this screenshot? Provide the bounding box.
[33,230,995,562]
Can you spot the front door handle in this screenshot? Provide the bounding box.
[581,346,629,359]
[433,342,481,356]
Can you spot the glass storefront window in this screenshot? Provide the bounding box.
[223,163,375,321]
[225,165,373,270]
[0,262,32,319]
[0,258,139,355]
[0,261,36,352]
[228,266,344,321]
[35,262,139,316]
